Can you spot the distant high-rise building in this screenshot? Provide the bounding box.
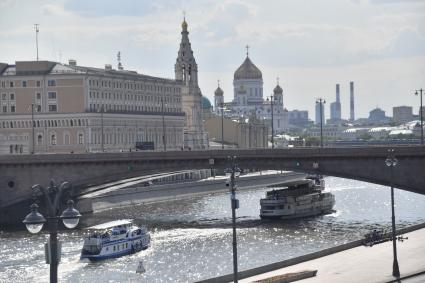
[393,106,413,124]
[350,81,355,121]
[330,84,341,121]
[288,110,309,127]
[315,102,325,125]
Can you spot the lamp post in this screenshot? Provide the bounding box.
[30,103,35,154]
[99,105,104,152]
[316,98,326,147]
[23,180,81,283]
[161,97,167,151]
[225,156,241,283]
[415,89,424,145]
[218,103,227,150]
[267,95,276,149]
[385,149,400,278]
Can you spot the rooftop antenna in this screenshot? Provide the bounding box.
[183,10,186,21]
[245,44,249,57]
[34,24,39,61]
[277,77,280,86]
[117,51,123,70]
[217,79,220,88]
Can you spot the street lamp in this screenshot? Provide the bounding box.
[218,103,227,150]
[27,103,36,154]
[415,89,424,145]
[266,95,276,149]
[225,156,241,283]
[98,105,105,152]
[161,97,167,151]
[316,98,326,147]
[385,149,400,278]
[23,180,81,283]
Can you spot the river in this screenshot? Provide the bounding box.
[1,176,425,282]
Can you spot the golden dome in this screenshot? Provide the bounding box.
[182,19,188,30]
[234,57,262,80]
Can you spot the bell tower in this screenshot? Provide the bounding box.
[175,16,208,149]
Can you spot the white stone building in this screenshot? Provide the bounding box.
[214,50,288,135]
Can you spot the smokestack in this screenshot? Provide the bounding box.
[68,59,77,66]
[350,81,354,121]
[336,84,340,103]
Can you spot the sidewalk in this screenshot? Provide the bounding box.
[239,228,425,283]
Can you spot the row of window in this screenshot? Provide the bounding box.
[1,93,15,100]
[38,132,84,146]
[0,118,87,129]
[0,79,56,88]
[89,104,180,113]
[89,91,180,104]
[88,79,180,94]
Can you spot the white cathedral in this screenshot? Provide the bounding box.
[214,49,288,134]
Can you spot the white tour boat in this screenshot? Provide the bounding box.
[80,219,150,261]
[260,176,335,220]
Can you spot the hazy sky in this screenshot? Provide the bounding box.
[1,0,424,119]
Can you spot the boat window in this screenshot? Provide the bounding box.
[106,247,109,251]
[113,246,116,251]
[126,243,128,248]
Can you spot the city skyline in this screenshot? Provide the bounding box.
[1,0,424,119]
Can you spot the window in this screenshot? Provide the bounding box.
[47,80,56,87]
[2,93,6,100]
[22,81,27,87]
[36,81,41,87]
[37,105,41,112]
[10,105,15,113]
[48,92,56,99]
[37,135,43,145]
[2,106,6,113]
[48,105,57,112]
[51,134,57,145]
[9,81,14,88]
[78,133,84,144]
[1,81,5,88]
[64,134,70,145]
[36,93,41,100]
[10,93,14,100]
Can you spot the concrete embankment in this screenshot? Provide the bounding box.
[197,222,425,283]
[77,172,305,213]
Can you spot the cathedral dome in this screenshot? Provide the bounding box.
[273,84,283,94]
[234,57,262,80]
[214,86,224,96]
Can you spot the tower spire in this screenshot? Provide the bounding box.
[277,77,280,86]
[245,44,249,57]
[217,79,220,88]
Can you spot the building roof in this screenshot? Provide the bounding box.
[234,57,262,80]
[202,96,212,109]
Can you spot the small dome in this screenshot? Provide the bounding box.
[202,96,212,109]
[273,84,283,94]
[234,57,262,80]
[214,86,224,96]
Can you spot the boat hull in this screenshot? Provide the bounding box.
[81,243,149,261]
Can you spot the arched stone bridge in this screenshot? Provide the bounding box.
[1,145,424,214]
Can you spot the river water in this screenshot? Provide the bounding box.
[1,176,425,283]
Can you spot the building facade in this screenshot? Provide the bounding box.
[288,110,309,127]
[0,60,186,154]
[0,19,210,154]
[393,106,413,124]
